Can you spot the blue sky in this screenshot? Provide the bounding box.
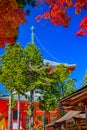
[0,4,87,90]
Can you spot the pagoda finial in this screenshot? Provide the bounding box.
[31,26,35,44]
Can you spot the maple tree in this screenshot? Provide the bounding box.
[0,0,26,47]
[0,0,38,47]
[76,16,87,36]
[0,0,87,48]
[36,0,87,36]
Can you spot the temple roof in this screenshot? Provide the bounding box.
[46,110,86,128]
[59,85,87,110]
[44,59,76,67]
[44,59,76,71]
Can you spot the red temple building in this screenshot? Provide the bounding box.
[0,94,60,130]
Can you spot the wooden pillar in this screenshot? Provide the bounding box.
[78,121,81,130]
[21,103,24,129]
[85,105,87,130]
[47,112,50,125]
[75,120,81,130]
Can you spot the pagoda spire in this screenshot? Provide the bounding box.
[31,26,35,44]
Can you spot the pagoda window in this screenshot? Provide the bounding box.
[13,110,17,119]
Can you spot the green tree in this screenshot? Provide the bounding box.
[0,26,56,130]
[0,43,29,130]
[24,42,56,130]
[54,64,76,98]
[82,71,87,87]
[24,42,44,130]
[38,64,76,128]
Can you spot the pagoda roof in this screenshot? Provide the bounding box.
[44,59,76,71]
[44,59,76,67]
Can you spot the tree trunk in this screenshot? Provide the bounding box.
[29,90,34,130]
[17,93,20,130]
[43,110,47,130]
[8,91,12,130]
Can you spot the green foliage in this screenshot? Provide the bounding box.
[16,0,26,7]
[11,93,15,109]
[38,88,58,111]
[0,115,2,121]
[53,64,76,97]
[0,42,49,93]
[0,43,29,92]
[16,0,37,8]
[37,115,42,120]
[82,71,87,87]
[24,43,45,90]
[38,64,76,112]
[0,41,76,121]
[24,43,43,66]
